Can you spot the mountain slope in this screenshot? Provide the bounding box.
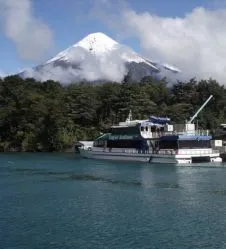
[20,32,180,83]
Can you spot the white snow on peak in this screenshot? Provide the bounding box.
[46,32,119,64]
[76,32,118,54]
[46,32,157,70]
[45,32,180,74]
[163,63,181,73]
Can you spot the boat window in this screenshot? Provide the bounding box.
[94,140,105,147]
[159,140,178,150]
[178,140,211,148]
[151,126,156,132]
[111,126,140,135]
[108,139,148,149]
[141,127,144,132]
[145,126,148,132]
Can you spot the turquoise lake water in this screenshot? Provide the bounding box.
[1,153,226,249]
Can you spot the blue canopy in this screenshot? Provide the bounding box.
[140,120,164,127]
[149,115,170,125]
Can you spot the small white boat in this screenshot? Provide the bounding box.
[79,95,222,165]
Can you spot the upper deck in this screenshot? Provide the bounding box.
[109,115,210,140]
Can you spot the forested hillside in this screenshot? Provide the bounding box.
[0,75,226,152]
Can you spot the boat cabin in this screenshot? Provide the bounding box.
[92,108,212,154]
[218,124,226,145]
[158,135,212,150]
[93,114,171,151]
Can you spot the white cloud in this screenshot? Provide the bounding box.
[22,46,127,84]
[0,70,5,78]
[0,0,53,61]
[73,47,127,82]
[120,7,226,84]
[91,0,226,84]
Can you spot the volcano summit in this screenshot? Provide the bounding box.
[20,32,180,83]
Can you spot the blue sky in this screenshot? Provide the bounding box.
[0,0,220,75]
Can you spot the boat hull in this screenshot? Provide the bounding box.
[79,148,150,162]
[79,148,222,164]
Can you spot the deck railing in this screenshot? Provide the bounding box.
[150,130,210,138]
[90,147,218,155]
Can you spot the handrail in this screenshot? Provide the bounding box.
[89,147,219,155]
[150,130,210,138]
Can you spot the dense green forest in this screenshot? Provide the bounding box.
[0,75,226,152]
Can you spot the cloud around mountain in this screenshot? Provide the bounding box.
[20,32,180,84]
[91,1,226,84]
[3,0,224,84]
[22,46,128,83]
[0,70,5,78]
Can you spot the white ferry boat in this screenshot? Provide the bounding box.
[79,96,222,164]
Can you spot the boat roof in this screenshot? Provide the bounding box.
[149,115,170,125]
[160,135,212,141]
[140,120,167,127]
[111,115,171,128]
[112,118,171,129]
[95,133,110,140]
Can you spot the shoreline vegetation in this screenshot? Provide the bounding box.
[0,75,225,152]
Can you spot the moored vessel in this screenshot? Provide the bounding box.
[79,95,222,165]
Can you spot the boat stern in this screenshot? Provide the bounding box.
[78,147,93,159]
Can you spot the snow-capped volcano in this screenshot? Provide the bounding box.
[45,32,158,70]
[20,32,180,83]
[47,32,119,63]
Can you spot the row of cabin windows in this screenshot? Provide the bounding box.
[94,139,148,149]
[159,140,211,149]
[94,139,211,149]
[94,135,140,147]
[109,135,139,140]
[140,126,164,132]
[108,140,148,149]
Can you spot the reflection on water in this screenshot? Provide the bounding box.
[140,164,181,189]
[5,166,182,189]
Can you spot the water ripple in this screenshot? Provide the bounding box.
[4,167,183,189]
[1,154,226,249]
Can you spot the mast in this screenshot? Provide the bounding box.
[126,110,132,122]
[188,95,213,124]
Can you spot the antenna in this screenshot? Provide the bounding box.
[188,95,213,124]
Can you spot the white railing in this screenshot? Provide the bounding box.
[91,147,150,154]
[177,149,212,155]
[147,130,210,139]
[90,147,219,156]
[158,149,218,155]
